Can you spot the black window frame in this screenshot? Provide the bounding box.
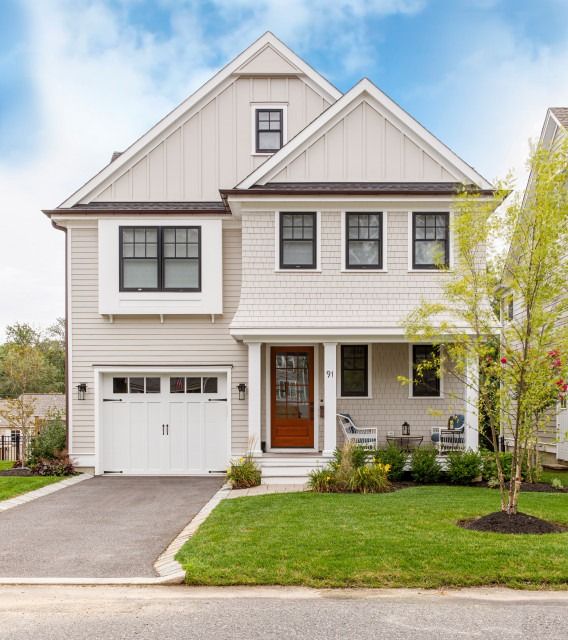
[340,345,369,397]
[119,226,201,292]
[345,212,383,270]
[279,212,317,270]
[412,344,441,398]
[255,108,283,153]
[412,213,450,270]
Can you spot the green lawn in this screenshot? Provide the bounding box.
[0,467,63,501]
[541,468,568,486]
[176,486,568,589]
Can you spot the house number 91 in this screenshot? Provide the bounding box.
[326,370,334,378]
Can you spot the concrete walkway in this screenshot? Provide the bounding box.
[0,476,223,578]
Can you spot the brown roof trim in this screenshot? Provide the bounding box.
[43,209,231,217]
[221,182,497,197]
[43,201,231,216]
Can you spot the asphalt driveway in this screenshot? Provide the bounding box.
[0,476,224,578]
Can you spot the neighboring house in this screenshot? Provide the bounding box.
[502,107,568,466]
[43,33,495,480]
[0,394,66,437]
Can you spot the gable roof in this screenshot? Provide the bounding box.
[550,107,568,129]
[237,78,493,190]
[59,32,341,209]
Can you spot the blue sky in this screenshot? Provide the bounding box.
[0,0,567,330]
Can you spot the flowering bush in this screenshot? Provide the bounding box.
[308,441,391,494]
[226,453,261,489]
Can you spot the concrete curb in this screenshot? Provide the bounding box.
[153,483,232,583]
[0,473,93,512]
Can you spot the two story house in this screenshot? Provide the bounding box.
[44,33,495,480]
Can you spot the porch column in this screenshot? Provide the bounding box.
[247,341,263,456]
[465,354,479,451]
[323,342,338,456]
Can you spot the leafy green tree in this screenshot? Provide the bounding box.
[402,140,568,515]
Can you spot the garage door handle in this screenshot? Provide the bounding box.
[208,398,227,402]
[103,399,123,402]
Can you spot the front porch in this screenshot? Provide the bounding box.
[245,340,479,482]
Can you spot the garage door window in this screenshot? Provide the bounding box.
[186,377,201,393]
[113,377,162,394]
[170,377,185,393]
[203,377,218,393]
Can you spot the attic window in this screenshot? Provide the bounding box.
[255,108,283,153]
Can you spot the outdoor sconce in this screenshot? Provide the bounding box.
[237,383,247,401]
[76,383,87,401]
[402,421,410,436]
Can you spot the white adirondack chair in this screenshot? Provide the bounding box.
[337,413,378,450]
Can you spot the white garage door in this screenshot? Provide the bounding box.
[101,373,229,474]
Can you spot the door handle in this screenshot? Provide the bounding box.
[208,398,227,402]
[162,424,165,435]
[103,399,123,402]
[166,424,169,435]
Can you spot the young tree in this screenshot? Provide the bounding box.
[403,141,568,515]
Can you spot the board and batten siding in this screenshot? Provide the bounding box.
[89,77,332,203]
[267,99,460,183]
[69,224,248,458]
[232,209,459,330]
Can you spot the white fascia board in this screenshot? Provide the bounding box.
[230,326,488,342]
[237,78,493,191]
[59,32,341,208]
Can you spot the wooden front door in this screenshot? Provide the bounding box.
[271,346,315,448]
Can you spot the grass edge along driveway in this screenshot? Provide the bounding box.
[176,486,568,589]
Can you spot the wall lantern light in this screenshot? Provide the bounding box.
[237,383,247,401]
[402,421,410,436]
[77,383,87,401]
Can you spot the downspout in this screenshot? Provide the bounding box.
[50,218,70,452]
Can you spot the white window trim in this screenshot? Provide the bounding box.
[251,103,288,156]
[337,343,373,400]
[274,210,321,272]
[407,210,454,273]
[340,211,388,272]
[408,343,444,399]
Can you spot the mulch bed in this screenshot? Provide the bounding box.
[0,467,33,477]
[459,511,566,534]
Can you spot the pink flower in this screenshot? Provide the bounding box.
[554,359,562,368]
[500,357,507,364]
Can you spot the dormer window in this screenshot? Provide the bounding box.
[255,108,283,153]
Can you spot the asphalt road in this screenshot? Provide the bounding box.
[1,586,567,640]
[0,476,223,577]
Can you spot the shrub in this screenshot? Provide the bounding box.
[410,447,441,484]
[30,451,75,476]
[309,441,391,494]
[307,467,336,493]
[348,463,391,494]
[227,453,261,489]
[480,451,540,483]
[445,450,482,485]
[28,412,67,465]
[551,477,563,490]
[373,445,407,480]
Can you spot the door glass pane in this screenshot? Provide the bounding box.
[186,377,201,393]
[164,259,199,289]
[170,377,185,393]
[203,377,218,393]
[123,259,158,289]
[129,377,144,393]
[113,377,128,394]
[145,377,161,393]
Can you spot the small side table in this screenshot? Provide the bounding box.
[386,435,424,451]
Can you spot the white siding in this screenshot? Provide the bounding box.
[69,225,248,456]
[232,209,459,330]
[89,77,331,203]
[268,99,460,183]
